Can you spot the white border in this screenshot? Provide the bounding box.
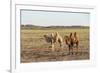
[11,2,96,73]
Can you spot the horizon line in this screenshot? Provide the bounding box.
[21,24,90,26]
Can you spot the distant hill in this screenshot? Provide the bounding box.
[21,24,89,29]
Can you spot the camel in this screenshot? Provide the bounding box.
[43,32,63,51]
[64,32,79,54]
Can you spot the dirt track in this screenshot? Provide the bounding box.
[21,47,89,63]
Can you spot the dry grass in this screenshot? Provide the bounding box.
[21,27,89,63]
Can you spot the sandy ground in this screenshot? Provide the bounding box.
[21,47,89,63]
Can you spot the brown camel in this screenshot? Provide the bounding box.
[64,32,79,54]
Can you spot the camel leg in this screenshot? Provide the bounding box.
[76,42,79,54]
[75,46,78,55]
[60,42,63,49]
[59,42,61,48]
[70,46,73,55]
[51,44,54,52]
[51,38,55,52]
[68,45,71,55]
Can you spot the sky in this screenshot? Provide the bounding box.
[21,10,90,26]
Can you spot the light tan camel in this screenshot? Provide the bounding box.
[44,32,63,51]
